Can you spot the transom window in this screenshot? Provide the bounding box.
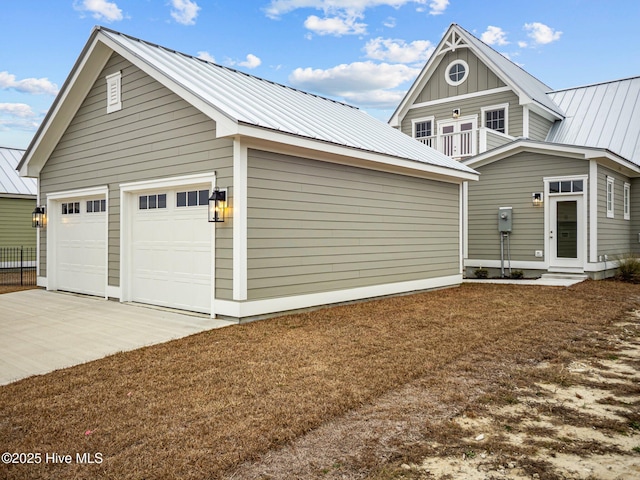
[549,180,583,194]
[139,194,167,210]
[485,109,505,133]
[61,202,80,215]
[87,199,106,213]
[177,189,209,207]
[445,60,469,86]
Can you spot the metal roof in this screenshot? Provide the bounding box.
[454,25,563,117]
[99,28,476,175]
[546,76,640,165]
[0,147,36,196]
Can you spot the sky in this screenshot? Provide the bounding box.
[1,0,639,149]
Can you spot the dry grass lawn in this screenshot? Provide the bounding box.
[1,281,639,479]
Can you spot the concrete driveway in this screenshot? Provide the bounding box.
[0,289,235,385]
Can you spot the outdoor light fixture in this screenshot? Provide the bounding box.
[208,187,226,222]
[532,192,543,207]
[452,108,461,118]
[32,206,46,228]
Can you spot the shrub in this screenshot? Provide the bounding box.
[510,270,524,279]
[616,254,640,283]
[474,268,489,279]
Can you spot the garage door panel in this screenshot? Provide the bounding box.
[54,197,107,297]
[131,188,212,314]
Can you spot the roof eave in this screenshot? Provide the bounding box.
[232,123,479,183]
[464,139,640,175]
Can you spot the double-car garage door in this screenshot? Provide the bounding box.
[50,184,212,314]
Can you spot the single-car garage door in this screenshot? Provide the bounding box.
[54,196,107,297]
[130,186,212,314]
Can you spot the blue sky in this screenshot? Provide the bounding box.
[1,0,639,149]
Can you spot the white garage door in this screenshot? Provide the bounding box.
[131,187,212,314]
[55,197,107,297]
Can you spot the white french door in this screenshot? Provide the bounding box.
[438,117,477,158]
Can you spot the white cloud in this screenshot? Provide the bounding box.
[238,54,262,69]
[304,14,367,36]
[481,26,509,46]
[0,72,59,96]
[289,61,419,108]
[170,0,200,25]
[364,37,434,64]
[524,22,562,45]
[383,16,396,28]
[0,103,36,118]
[197,51,216,63]
[428,0,448,15]
[518,40,528,48]
[73,0,123,22]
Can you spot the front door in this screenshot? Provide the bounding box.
[438,117,477,158]
[549,195,584,270]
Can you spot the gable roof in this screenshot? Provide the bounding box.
[0,147,36,197]
[546,76,640,165]
[390,23,564,127]
[19,26,477,181]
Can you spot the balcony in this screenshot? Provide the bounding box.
[416,127,514,160]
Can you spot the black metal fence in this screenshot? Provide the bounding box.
[0,247,37,286]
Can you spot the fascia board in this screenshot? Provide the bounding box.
[234,124,479,184]
[465,141,640,175]
[96,33,239,136]
[19,36,112,177]
[389,25,457,127]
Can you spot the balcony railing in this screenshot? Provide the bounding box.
[417,130,476,159]
[417,128,516,160]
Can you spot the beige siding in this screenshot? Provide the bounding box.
[529,111,554,141]
[416,49,506,102]
[246,150,460,300]
[485,130,513,151]
[401,90,523,141]
[0,197,36,248]
[598,165,632,257]
[39,53,234,299]
[468,153,588,261]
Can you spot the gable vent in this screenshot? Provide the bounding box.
[106,71,122,113]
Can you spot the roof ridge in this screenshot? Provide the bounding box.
[548,75,640,94]
[96,26,359,110]
[454,23,553,91]
[0,146,26,151]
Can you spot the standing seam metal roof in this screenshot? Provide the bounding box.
[0,147,36,196]
[100,28,476,175]
[546,76,640,165]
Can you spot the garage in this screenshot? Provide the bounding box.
[49,193,107,297]
[127,184,213,314]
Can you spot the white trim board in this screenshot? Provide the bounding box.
[215,274,463,319]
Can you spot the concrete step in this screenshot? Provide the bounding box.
[541,273,589,281]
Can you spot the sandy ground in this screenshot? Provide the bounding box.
[229,313,640,480]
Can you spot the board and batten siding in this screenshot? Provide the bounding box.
[39,53,234,299]
[415,49,506,103]
[246,150,461,300]
[597,165,632,257]
[468,152,588,261]
[0,197,36,248]
[401,90,523,140]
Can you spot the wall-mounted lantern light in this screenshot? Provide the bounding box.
[452,108,461,118]
[532,192,543,207]
[32,206,46,228]
[208,187,226,222]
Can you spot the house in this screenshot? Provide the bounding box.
[391,23,640,279]
[18,26,478,320]
[0,147,37,249]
